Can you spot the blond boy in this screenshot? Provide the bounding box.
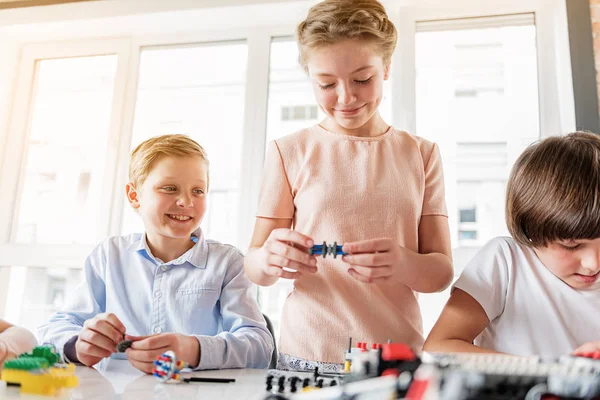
[39,134,273,372]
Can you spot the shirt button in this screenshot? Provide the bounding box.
[154,326,163,333]
[160,265,167,272]
[155,291,162,298]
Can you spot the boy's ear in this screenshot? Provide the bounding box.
[125,182,140,209]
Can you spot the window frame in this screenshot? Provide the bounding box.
[0,0,575,319]
[0,38,132,266]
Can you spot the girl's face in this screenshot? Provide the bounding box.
[534,237,600,289]
[306,39,390,135]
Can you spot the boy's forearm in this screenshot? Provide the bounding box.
[0,326,37,358]
[423,339,501,355]
[184,336,201,368]
[244,248,278,287]
[193,327,273,370]
[398,249,453,293]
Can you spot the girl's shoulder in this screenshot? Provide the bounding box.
[392,129,438,153]
[270,125,321,147]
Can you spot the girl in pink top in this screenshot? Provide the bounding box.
[244,0,453,371]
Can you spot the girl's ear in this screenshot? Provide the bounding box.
[384,63,391,80]
[126,182,140,209]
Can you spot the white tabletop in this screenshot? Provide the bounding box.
[0,359,271,400]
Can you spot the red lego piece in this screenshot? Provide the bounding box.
[381,368,400,377]
[381,343,416,362]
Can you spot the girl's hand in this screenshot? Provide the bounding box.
[573,341,600,356]
[259,228,318,279]
[342,238,403,283]
[126,333,199,373]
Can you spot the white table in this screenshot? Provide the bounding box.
[0,359,271,399]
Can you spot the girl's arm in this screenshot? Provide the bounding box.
[244,217,317,287]
[402,214,453,292]
[0,319,37,362]
[423,288,500,354]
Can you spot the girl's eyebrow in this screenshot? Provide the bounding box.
[314,65,375,77]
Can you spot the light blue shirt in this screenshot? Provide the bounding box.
[37,229,273,370]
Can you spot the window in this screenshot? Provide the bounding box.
[121,42,248,248]
[281,105,318,121]
[416,14,539,262]
[415,14,541,335]
[459,208,477,223]
[3,266,84,334]
[14,56,118,245]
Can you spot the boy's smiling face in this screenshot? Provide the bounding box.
[127,155,208,248]
[534,238,600,290]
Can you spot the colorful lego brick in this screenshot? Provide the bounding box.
[152,351,187,383]
[1,363,78,396]
[1,345,78,396]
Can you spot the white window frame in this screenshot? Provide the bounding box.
[0,0,575,315]
[391,0,575,139]
[0,38,132,268]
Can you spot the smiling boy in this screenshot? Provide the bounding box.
[38,134,273,372]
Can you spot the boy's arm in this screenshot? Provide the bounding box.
[194,250,274,370]
[0,320,37,361]
[37,247,106,362]
[423,288,500,354]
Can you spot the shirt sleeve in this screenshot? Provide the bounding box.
[422,142,448,217]
[256,140,295,219]
[193,250,274,369]
[37,244,107,362]
[452,238,511,322]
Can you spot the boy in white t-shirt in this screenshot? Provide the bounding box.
[424,132,600,357]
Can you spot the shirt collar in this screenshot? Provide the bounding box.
[126,228,208,269]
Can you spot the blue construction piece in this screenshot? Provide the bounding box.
[309,241,346,258]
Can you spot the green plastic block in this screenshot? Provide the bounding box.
[31,345,59,365]
[3,357,49,370]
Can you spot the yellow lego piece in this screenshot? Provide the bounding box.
[1,364,78,396]
[302,386,321,392]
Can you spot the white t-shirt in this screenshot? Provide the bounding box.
[454,236,600,357]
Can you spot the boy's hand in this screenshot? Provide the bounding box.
[573,341,600,356]
[259,228,317,280]
[76,313,126,367]
[342,238,402,283]
[125,333,200,374]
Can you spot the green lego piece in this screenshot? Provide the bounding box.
[3,345,59,371]
[3,357,49,370]
[31,345,59,365]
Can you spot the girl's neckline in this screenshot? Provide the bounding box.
[314,123,394,142]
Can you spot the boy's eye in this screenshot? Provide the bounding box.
[560,243,581,251]
[162,186,176,192]
[193,189,205,195]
